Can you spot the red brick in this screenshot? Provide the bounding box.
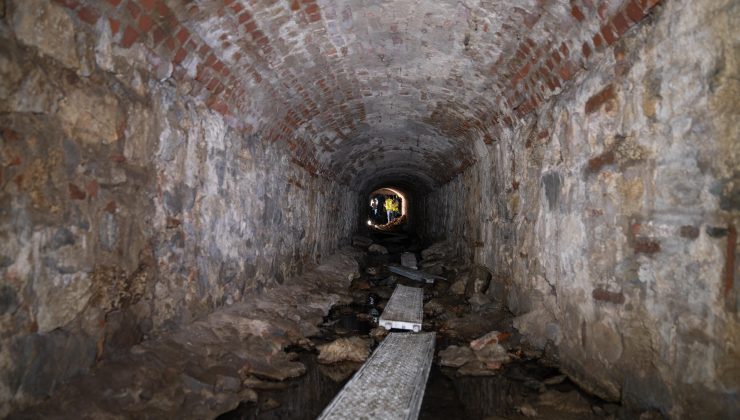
[175,27,190,44]
[634,238,661,254]
[559,62,576,81]
[77,6,99,24]
[69,183,86,200]
[586,150,615,172]
[173,48,188,65]
[290,0,300,11]
[110,154,127,163]
[138,14,154,32]
[166,217,181,229]
[552,50,562,64]
[582,41,592,58]
[238,12,251,24]
[107,0,123,6]
[140,0,155,11]
[152,26,166,45]
[571,5,585,21]
[612,12,631,36]
[593,34,604,50]
[601,24,617,45]
[584,84,615,114]
[680,225,700,239]
[592,288,625,304]
[53,0,79,9]
[305,3,319,14]
[109,18,121,35]
[560,42,569,57]
[104,200,117,214]
[625,0,646,23]
[164,37,176,51]
[126,0,141,18]
[244,20,257,33]
[85,180,99,199]
[121,26,140,48]
[638,0,662,10]
[155,1,171,17]
[208,99,229,116]
[195,67,211,83]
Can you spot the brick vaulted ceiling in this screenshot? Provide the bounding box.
[58,0,659,191]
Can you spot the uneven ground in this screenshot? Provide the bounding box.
[221,232,673,419]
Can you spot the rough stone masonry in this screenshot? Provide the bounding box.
[0,0,738,418]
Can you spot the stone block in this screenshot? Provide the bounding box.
[58,89,120,145]
[12,0,80,69]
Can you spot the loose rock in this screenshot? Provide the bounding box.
[369,326,388,342]
[352,236,373,248]
[450,278,467,295]
[423,299,446,316]
[464,265,492,300]
[368,244,388,254]
[543,374,567,386]
[438,345,476,368]
[317,337,371,364]
[519,403,538,417]
[470,330,506,351]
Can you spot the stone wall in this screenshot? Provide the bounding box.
[0,0,356,414]
[425,0,739,417]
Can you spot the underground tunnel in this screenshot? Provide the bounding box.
[0,0,738,418]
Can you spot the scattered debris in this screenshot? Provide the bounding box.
[387,264,444,284]
[419,241,455,274]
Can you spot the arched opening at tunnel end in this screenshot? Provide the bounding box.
[366,187,409,231]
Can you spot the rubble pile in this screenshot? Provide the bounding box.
[419,241,457,274]
[439,330,513,376]
[14,248,364,419]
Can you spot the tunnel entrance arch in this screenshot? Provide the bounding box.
[367,187,409,230]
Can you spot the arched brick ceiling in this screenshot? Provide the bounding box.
[78,0,647,189]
